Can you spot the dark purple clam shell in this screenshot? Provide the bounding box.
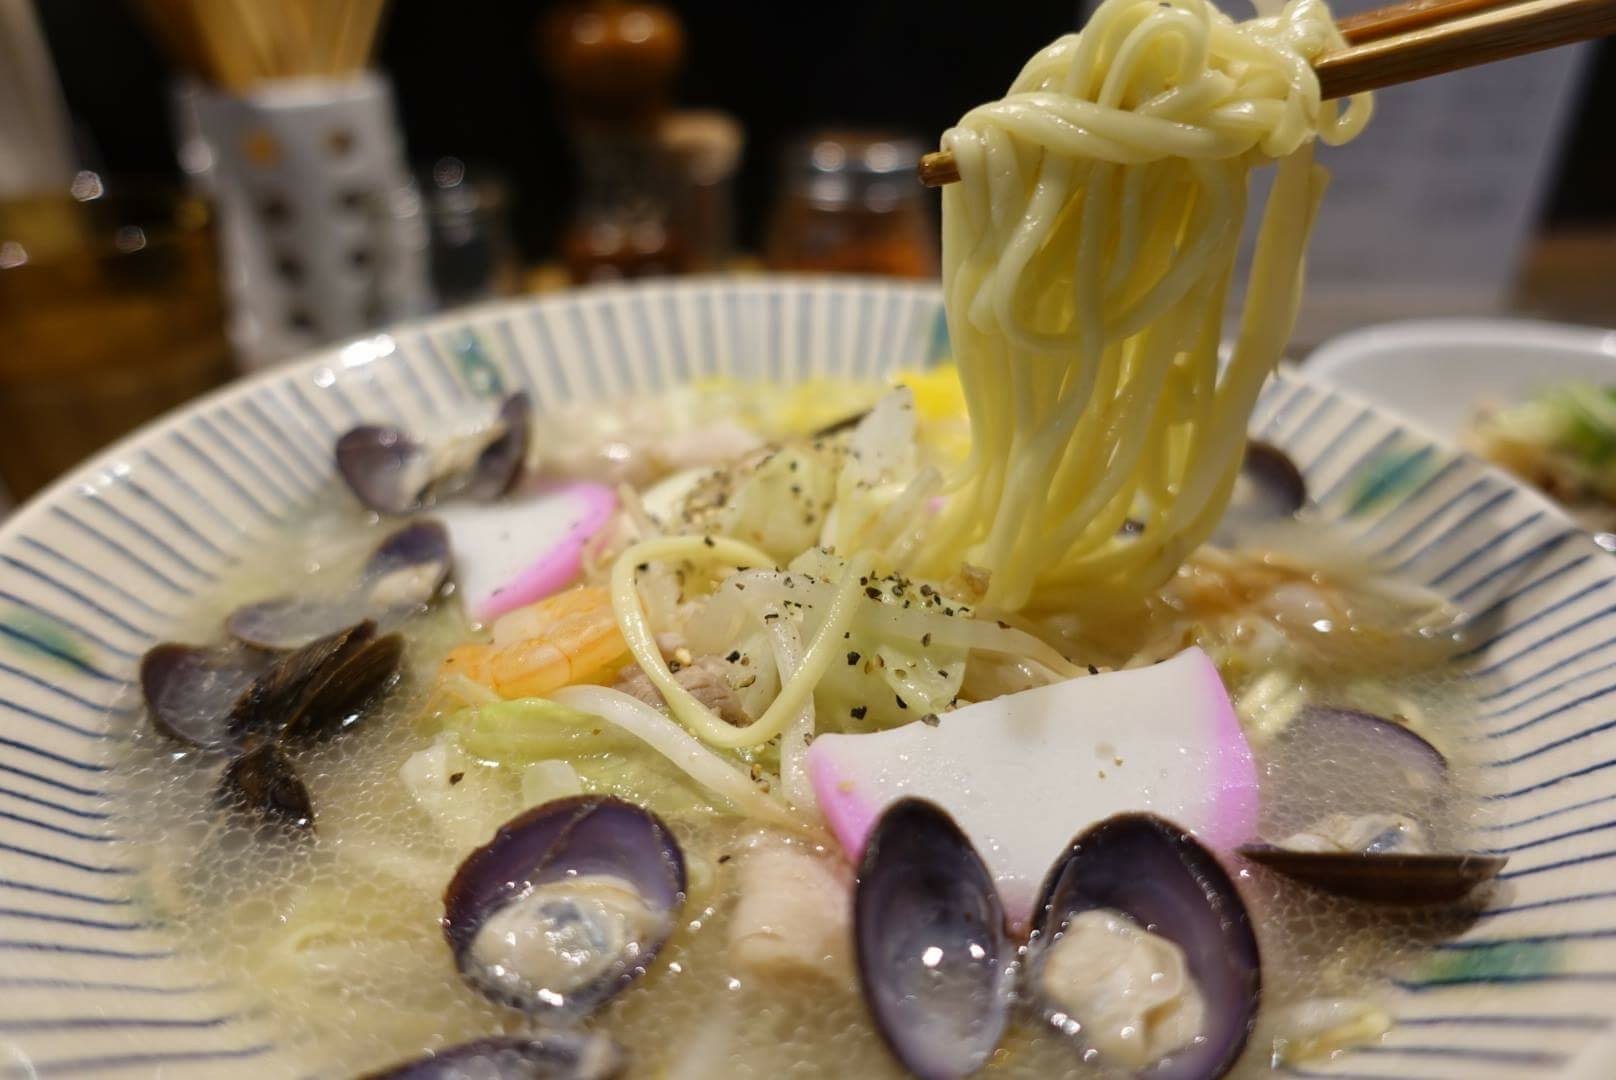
[364,519,453,612]
[1284,705,1447,791]
[337,424,430,515]
[140,643,271,751]
[1027,814,1260,1080]
[216,743,314,835]
[1237,845,1505,904]
[443,795,686,1018]
[854,798,1012,1080]
[228,621,378,744]
[460,392,532,502]
[359,1033,624,1080]
[1234,441,1307,518]
[336,393,530,515]
[226,521,451,652]
[278,631,404,743]
[226,595,355,653]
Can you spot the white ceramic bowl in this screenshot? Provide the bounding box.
[1307,317,1616,444]
[2,280,1615,1078]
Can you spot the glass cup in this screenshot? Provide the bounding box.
[0,181,234,502]
[765,131,938,279]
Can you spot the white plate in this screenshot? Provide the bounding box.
[1307,317,1616,443]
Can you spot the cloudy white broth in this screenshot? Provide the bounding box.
[119,1,1514,1072]
[122,368,1501,1080]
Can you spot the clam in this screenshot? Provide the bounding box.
[337,392,531,515]
[1242,705,1505,904]
[1237,842,1505,905]
[216,743,314,834]
[1233,440,1306,518]
[360,1033,624,1080]
[146,618,403,754]
[277,631,405,743]
[140,643,271,752]
[227,520,452,651]
[853,798,1012,1080]
[337,424,432,516]
[443,796,686,1019]
[1026,814,1261,1080]
[460,391,532,502]
[228,621,383,744]
[1281,705,1447,793]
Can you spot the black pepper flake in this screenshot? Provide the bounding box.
[847,650,861,665]
[789,459,799,471]
[851,705,868,720]
[1087,664,1099,675]
[860,576,870,586]
[920,583,935,597]
[635,562,649,572]
[726,650,742,662]
[448,772,465,786]
[938,669,949,678]
[718,854,733,864]
[764,612,780,621]
[865,586,883,600]
[997,620,1011,629]
[944,607,955,616]
[669,660,684,673]
[895,694,908,710]
[703,536,716,548]
[920,713,940,727]
[735,583,746,591]
[921,632,932,646]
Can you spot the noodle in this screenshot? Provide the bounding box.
[914,0,1371,611]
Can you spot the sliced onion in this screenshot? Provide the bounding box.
[551,685,801,828]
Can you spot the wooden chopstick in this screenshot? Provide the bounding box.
[1316,0,1616,96]
[918,0,1616,187]
[1334,0,1517,42]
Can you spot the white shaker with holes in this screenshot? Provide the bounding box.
[176,74,432,369]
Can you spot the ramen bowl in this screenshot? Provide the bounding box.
[1,279,1614,1078]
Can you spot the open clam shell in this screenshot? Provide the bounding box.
[140,643,271,752]
[460,391,532,502]
[1237,845,1506,905]
[227,621,379,744]
[359,1033,624,1080]
[226,521,452,652]
[854,798,1012,1080]
[442,796,686,1019]
[1233,440,1306,519]
[1026,813,1260,1080]
[336,393,531,515]
[216,743,314,835]
[337,424,432,516]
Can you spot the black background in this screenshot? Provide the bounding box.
[37,1,1616,260]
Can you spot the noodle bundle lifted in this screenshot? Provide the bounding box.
[921,0,1372,610]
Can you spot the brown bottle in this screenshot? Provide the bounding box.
[541,1,689,283]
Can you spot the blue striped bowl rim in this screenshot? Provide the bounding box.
[0,276,1613,1078]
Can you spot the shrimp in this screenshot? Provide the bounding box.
[440,585,628,698]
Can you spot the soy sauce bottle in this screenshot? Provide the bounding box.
[542,1,689,283]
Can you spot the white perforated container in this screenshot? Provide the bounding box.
[176,74,432,369]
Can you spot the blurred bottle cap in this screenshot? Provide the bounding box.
[780,131,926,212]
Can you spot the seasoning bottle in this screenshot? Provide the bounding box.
[541,1,689,283]
[765,131,938,279]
